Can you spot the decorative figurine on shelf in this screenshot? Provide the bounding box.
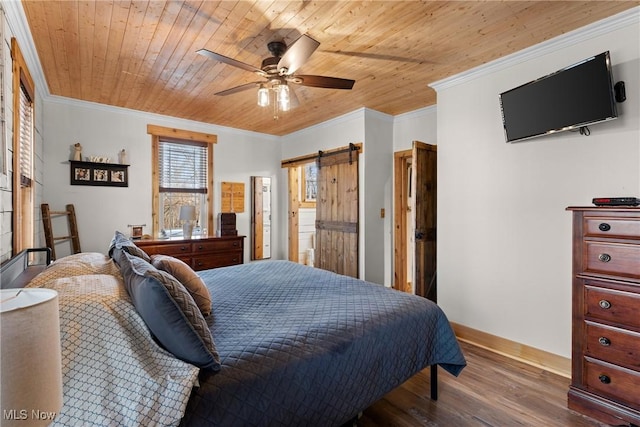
[73,143,83,161]
[118,148,129,165]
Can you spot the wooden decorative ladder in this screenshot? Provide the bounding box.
[41,203,81,260]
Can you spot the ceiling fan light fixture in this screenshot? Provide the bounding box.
[257,84,270,107]
[277,84,290,112]
[199,34,354,118]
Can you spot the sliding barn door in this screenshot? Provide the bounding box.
[413,141,437,302]
[315,147,359,278]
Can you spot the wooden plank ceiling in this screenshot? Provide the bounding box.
[22,1,637,136]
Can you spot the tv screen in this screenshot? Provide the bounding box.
[499,51,618,143]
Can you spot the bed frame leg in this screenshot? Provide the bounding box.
[430,365,438,401]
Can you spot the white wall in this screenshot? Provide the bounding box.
[430,8,640,358]
[42,98,281,261]
[393,106,438,152]
[363,109,394,285]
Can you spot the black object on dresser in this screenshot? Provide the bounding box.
[566,207,640,426]
[218,213,238,236]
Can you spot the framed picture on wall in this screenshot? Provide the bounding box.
[94,169,108,182]
[74,167,90,181]
[70,161,128,187]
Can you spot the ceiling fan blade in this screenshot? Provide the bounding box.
[215,81,262,96]
[197,48,266,76]
[292,75,355,90]
[277,34,320,75]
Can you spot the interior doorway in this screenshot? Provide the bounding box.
[393,141,437,300]
[282,144,361,278]
[393,149,413,293]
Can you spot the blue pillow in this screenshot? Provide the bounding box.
[113,248,220,370]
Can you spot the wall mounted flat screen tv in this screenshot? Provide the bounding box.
[499,51,618,143]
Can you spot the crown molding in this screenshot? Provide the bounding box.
[282,108,367,139]
[430,6,640,92]
[46,95,280,142]
[393,105,437,123]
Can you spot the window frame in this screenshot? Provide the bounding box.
[148,125,216,238]
[299,162,318,208]
[11,38,35,254]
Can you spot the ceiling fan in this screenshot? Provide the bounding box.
[196,34,355,118]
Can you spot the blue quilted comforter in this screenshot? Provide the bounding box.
[181,261,465,426]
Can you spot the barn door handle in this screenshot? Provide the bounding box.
[415,231,425,240]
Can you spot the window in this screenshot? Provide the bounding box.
[11,38,35,253]
[159,141,207,235]
[300,162,317,207]
[148,125,216,238]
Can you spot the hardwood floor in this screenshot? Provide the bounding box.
[359,341,611,427]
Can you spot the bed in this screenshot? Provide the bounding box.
[4,234,466,426]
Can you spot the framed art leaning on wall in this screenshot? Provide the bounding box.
[70,160,129,187]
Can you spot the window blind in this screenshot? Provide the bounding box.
[158,140,207,193]
[19,82,33,188]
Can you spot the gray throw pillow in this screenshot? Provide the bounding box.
[108,230,151,262]
[113,248,220,370]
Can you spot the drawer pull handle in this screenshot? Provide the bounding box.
[598,253,611,263]
[599,300,612,310]
[198,245,203,250]
[598,223,611,232]
[598,374,611,384]
[180,246,187,251]
[598,337,611,346]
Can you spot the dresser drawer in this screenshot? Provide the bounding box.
[585,242,640,279]
[584,217,640,239]
[585,285,640,330]
[585,322,640,370]
[192,253,242,270]
[136,236,244,272]
[584,358,640,410]
[137,242,191,256]
[192,238,242,253]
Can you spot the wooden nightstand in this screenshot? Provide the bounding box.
[135,235,245,271]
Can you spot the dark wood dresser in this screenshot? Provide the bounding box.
[567,207,640,426]
[135,235,244,271]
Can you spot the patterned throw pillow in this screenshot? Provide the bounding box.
[113,248,220,370]
[27,252,122,288]
[151,255,212,316]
